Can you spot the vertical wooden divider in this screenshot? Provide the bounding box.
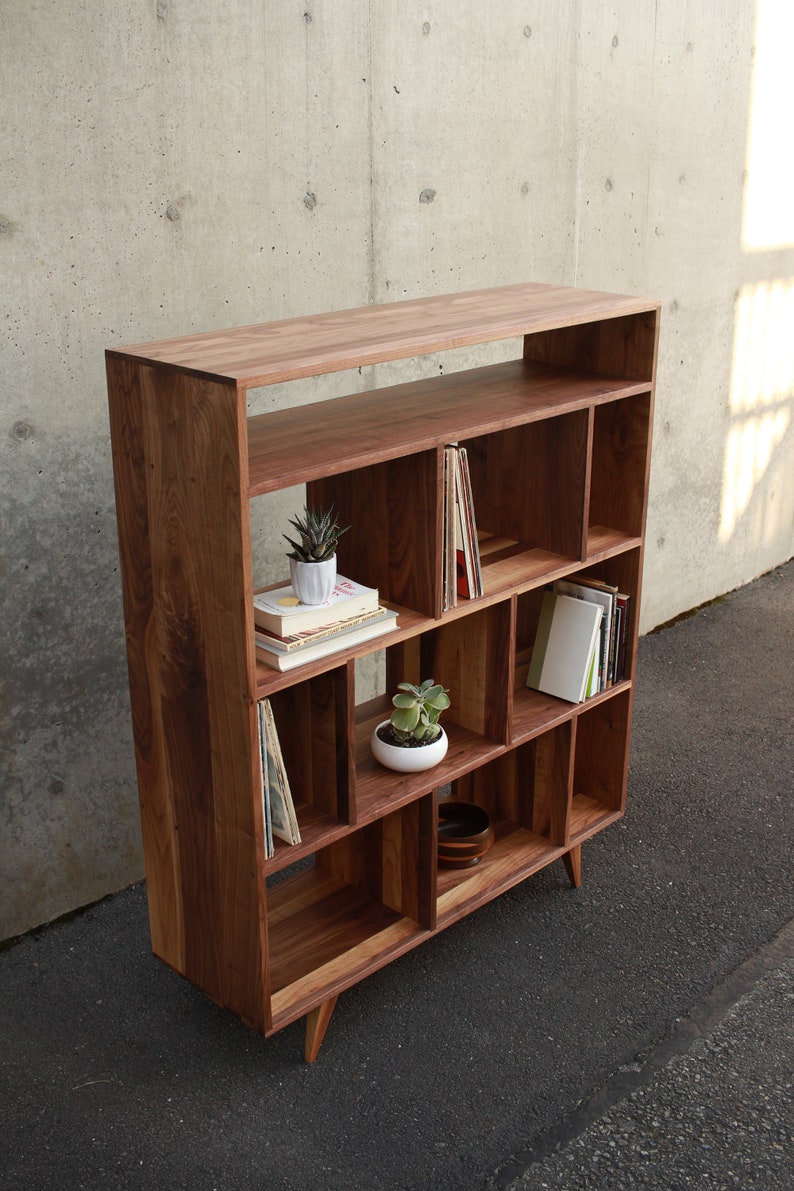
[533,720,575,847]
[344,659,358,826]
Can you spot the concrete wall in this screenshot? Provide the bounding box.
[2,0,792,938]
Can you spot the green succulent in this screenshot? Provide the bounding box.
[284,505,349,563]
[389,679,450,745]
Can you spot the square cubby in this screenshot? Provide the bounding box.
[308,450,440,618]
[264,665,353,870]
[589,393,651,543]
[570,690,632,840]
[265,794,436,1030]
[436,727,573,927]
[462,414,589,593]
[353,605,512,822]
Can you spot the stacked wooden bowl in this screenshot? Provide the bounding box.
[437,801,493,868]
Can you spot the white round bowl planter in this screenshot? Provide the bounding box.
[370,723,449,773]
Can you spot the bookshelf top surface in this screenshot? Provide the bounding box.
[107,282,660,389]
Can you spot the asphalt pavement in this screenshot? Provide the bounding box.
[1,561,792,1190]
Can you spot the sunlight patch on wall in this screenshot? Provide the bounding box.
[719,279,793,542]
[742,0,794,251]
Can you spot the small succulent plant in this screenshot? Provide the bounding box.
[388,679,450,745]
[283,505,349,563]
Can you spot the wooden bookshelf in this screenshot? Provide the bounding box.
[106,282,659,1059]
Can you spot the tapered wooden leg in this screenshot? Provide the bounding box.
[562,844,582,888]
[304,996,339,1062]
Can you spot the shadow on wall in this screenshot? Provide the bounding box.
[721,0,794,555]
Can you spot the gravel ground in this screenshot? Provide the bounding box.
[502,950,794,1190]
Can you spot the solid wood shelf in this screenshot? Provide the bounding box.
[110,281,657,388]
[246,359,650,496]
[264,804,350,877]
[569,794,622,843]
[436,821,566,928]
[107,280,659,1059]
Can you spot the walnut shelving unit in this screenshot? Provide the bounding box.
[106,282,659,1061]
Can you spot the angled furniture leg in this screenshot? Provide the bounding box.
[305,996,339,1063]
[563,844,582,888]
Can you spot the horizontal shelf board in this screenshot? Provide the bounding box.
[570,794,622,842]
[251,539,643,700]
[110,282,659,389]
[480,545,577,599]
[355,702,506,823]
[511,672,634,742]
[436,821,565,927]
[511,683,581,740]
[441,535,640,621]
[247,359,651,495]
[586,526,644,561]
[264,804,350,876]
[269,915,427,1032]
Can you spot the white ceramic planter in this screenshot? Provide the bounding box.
[289,556,336,605]
[370,723,448,773]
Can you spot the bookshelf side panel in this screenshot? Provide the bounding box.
[107,354,184,968]
[107,356,268,1032]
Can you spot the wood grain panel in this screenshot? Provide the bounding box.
[246,360,650,495]
[524,310,659,383]
[106,356,267,1032]
[309,449,440,618]
[106,355,184,966]
[111,282,660,388]
[269,916,426,1030]
[590,394,652,537]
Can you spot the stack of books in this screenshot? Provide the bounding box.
[527,589,603,703]
[257,698,300,857]
[553,576,631,692]
[443,444,483,609]
[526,578,631,704]
[253,575,398,671]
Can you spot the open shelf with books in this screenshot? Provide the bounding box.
[106,281,658,1060]
[262,668,352,873]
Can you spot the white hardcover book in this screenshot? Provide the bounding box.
[527,591,603,703]
[554,578,615,691]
